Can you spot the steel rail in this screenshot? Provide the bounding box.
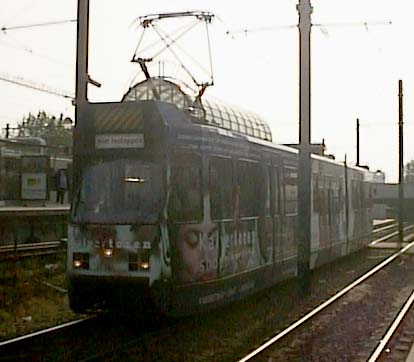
[0,241,62,252]
[372,223,397,234]
[367,289,414,362]
[370,225,414,246]
[0,317,93,348]
[0,240,65,260]
[237,235,414,362]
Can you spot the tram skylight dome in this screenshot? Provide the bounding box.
[122,78,272,142]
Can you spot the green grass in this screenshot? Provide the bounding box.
[0,254,78,341]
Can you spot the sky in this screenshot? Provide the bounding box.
[1,0,414,182]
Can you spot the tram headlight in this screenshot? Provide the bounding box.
[73,252,89,269]
[129,250,150,271]
[103,248,113,258]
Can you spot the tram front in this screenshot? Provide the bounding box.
[67,101,173,313]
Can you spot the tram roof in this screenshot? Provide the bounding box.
[122,78,272,142]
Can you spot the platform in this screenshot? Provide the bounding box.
[0,203,70,245]
[0,204,69,217]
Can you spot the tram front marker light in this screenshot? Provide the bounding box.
[103,248,113,258]
[129,251,150,271]
[73,252,89,269]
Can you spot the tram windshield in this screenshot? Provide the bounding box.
[72,159,163,224]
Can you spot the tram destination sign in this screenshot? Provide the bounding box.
[95,133,145,149]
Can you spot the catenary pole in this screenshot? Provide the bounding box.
[76,0,90,113]
[297,0,312,296]
[398,80,404,248]
[356,118,360,166]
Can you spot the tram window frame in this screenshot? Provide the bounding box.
[272,166,280,215]
[312,173,320,213]
[209,156,233,220]
[283,166,298,215]
[169,153,203,223]
[331,178,341,214]
[237,159,260,218]
[263,165,271,217]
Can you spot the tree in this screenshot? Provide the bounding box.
[404,160,414,182]
[16,111,73,155]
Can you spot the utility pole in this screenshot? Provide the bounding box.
[356,118,360,166]
[398,80,404,248]
[297,0,312,297]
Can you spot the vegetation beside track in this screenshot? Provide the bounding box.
[0,254,78,341]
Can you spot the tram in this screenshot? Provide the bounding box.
[67,78,374,315]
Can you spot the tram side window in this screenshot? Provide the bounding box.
[238,160,260,217]
[209,157,233,220]
[284,167,298,214]
[170,163,202,222]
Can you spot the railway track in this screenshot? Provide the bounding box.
[367,289,414,361]
[0,239,65,260]
[237,230,414,361]
[1,222,412,362]
[0,317,96,361]
[0,313,168,362]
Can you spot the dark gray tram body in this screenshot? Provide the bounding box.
[68,82,373,316]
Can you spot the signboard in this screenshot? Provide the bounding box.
[20,155,49,200]
[95,134,144,149]
[21,173,48,200]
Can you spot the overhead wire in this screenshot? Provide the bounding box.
[0,33,73,69]
[1,17,76,70]
[1,19,76,32]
